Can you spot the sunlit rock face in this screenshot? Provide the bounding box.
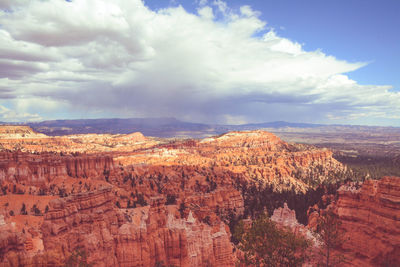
[117,130,346,193]
[0,127,355,266]
[41,189,235,267]
[1,127,346,193]
[0,126,47,139]
[336,176,400,266]
[0,151,114,186]
[271,203,319,245]
[0,126,152,154]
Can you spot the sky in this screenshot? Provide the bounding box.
[0,0,399,126]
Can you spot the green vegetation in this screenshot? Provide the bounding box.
[31,204,41,216]
[135,193,147,206]
[165,194,177,205]
[20,203,27,215]
[335,155,400,180]
[234,214,311,267]
[237,182,340,224]
[64,249,93,267]
[315,210,347,267]
[178,202,186,218]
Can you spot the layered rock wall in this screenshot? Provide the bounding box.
[186,188,244,222]
[0,152,114,186]
[336,176,400,266]
[41,189,235,267]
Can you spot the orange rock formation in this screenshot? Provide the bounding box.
[0,151,114,186]
[336,176,400,266]
[40,188,235,267]
[3,126,396,267]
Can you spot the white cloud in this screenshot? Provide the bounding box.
[0,105,42,122]
[213,0,228,15]
[198,6,214,20]
[198,0,208,6]
[0,0,398,125]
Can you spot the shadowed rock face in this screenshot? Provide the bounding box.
[336,176,400,266]
[40,188,235,267]
[0,217,26,263]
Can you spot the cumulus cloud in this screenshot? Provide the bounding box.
[0,105,42,122]
[0,0,398,125]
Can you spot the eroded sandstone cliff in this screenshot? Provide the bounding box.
[1,127,346,193]
[41,188,235,267]
[335,176,400,266]
[0,151,114,186]
[1,126,378,267]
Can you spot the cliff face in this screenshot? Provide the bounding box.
[41,188,235,267]
[114,164,244,222]
[0,216,26,264]
[0,127,345,193]
[119,130,345,193]
[336,176,400,266]
[0,214,60,267]
[0,152,114,186]
[0,128,351,266]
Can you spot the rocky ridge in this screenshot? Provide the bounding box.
[0,126,153,154]
[0,126,47,139]
[119,130,346,193]
[1,127,345,193]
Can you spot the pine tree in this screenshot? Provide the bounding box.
[234,214,311,267]
[20,203,27,215]
[315,209,347,267]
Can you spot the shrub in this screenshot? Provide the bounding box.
[234,214,311,267]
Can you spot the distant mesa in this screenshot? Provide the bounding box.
[116,132,146,142]
[1,117,398,140]
[200,130,287,150]
[0,125,47,139]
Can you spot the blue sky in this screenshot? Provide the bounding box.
[145,0,400,91]
[0,0,399,126]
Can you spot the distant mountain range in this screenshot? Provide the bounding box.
[0,117,398,138]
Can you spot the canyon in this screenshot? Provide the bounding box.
[0,126,398,266]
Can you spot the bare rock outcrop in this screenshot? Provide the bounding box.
[41,188,235,267]
[121,130,346,193]
[336,176,400,266]
[0,217,26,265]
[271,203,317,242]
[0,151,114,186]
[0,126,47,139]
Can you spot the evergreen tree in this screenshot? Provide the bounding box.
[20,203,27,215]
[315,210,347,267]
[64,248,93,267]
[234,214,311,267]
